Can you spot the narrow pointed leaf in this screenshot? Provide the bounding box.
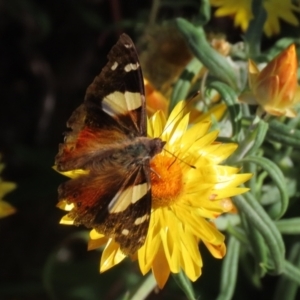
[241,156,289,219]
[124,274,156,300]
[170,57,202,112]
[206,81,241,137]
[175,18,238,89]
[233,195,285,274]
[274,243,300,300]
[275,218,300,234]
[172,270,196,300]
[267,120,300,149]
[216,236,240,300]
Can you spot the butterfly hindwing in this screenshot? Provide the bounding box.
[59,160,151,254]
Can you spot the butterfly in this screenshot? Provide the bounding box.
[55,34,166,255]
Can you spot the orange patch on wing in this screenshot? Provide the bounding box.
[56,127,128,170]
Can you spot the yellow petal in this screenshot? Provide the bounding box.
[0,200,16,218]
[138,214,162,274]
[214,173,253,190]
[151,245,171,289]
[180,237,202,281]
[203,240,226,258]
[59,215,75,225]
[57,200,74,211]
[54,168,89,179]
[180,121,211,152]
[175,207,225,243]
[168,113,190,146]
[159,211,181,273]
[193,103,227,123]
[100,239,126,272]
[190,131,220,153]
[162,101,185,140]
[88,230,107,250]
[150,110,166,137]
[212,187,250,199]
[0,182,16,197]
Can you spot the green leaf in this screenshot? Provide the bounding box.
[227,119,269,164]
[216,236,240,300]
[170,57,202,112]
[175,18,238,89]
[198,0,211,25]
[244,0,266,56]
[246,120,269,156]
[275,218,300,234]
[233,194,285,274]
[172,270,196,300]
[275,243,300,300]
[241,156,289,219]
[239,213,268,277]
[226,224,248,244]
[282,259,300,285]
[267,120,300,149]
[284,248,300,285]
[123,274,156,300]
[206,81,241,138]
[244,219,268,277]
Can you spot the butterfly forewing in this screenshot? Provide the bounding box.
[56,34,165,255]
[56,34,146,172]
[85,34,146,135]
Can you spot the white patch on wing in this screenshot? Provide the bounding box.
[102,91,142,116]
[122,229,129,235]
[124,62,139,72]
[131,182,148,204]
[124,43,132,48]
[111,61,118,70]
[108,183,148,213]
[134,214,149,225]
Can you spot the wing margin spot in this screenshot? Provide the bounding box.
[111,61,118,70]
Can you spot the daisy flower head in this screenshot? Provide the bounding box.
[77,101,252,288]
[210,0,300,37]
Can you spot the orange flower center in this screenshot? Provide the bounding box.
[150,155,183,208]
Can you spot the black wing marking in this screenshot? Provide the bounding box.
[84,34,146,136]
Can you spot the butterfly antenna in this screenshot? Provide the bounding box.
[163,148,196,169]
[159,91,200,138]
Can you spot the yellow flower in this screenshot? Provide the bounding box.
[210,0,300,37]
[0,160,16,218]
[58,102,251,288]
[248,44,300,117]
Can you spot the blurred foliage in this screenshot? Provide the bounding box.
[1,0,300,299]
